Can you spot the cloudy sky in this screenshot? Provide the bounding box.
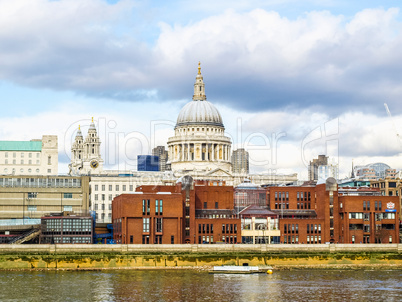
[1,0,402,179]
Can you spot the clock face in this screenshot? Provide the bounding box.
[90,160,99,169]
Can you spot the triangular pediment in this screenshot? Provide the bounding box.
[205,168,233,177]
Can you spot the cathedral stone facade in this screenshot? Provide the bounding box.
[167,63,232,174]
[70,118,103,175]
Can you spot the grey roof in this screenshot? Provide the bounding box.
[176,100,224,128]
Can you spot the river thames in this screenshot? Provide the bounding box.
[0,269,400,301]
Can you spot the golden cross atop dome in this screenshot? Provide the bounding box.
[91,117,94,123]
[78,125,80,130]
[198,61,201,75]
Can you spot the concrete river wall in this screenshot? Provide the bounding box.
[0,244,401,270]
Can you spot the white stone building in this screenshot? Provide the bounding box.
[167,63,232,174]
[70,118,104,175]
[0,135,58,175]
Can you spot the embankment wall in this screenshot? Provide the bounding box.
[0,244,400,270]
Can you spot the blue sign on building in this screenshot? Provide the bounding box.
[385,209,396,212]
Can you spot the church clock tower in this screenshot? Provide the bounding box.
[69,117,103,175]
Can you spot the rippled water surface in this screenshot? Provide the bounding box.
[0,269,401,301]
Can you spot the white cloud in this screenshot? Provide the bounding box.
[0,3,400,113]
[1,2,402,180]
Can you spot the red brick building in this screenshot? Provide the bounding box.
[112,179,241,244]
[266,179,400,244]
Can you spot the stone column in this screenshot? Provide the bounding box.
[206,144,209,161]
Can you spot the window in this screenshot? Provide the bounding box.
[306,224,309,234]
[156,218,162,233]
[171,236,174,244]
[297,192,299,201]
[204,202,207,209]
[109,194,112,201]
[275,192,278,201]
[109,204,112,210]
[143,199,150,215]
[130,235,133,244]
[375,201,377,211]
[95,204,98,210]
[102,204,105,210]
[109,185,112,191]
[63,193,72,198]
[64,205,73,211]
[116,185,119,191]
[155,199,159,215]
[21,159,24,164]
[379,201,382,211]
[349,212,363,219]
[102,185,105,191]
[142,235,149,244]
[94,194,98,201]
[27,205,37,211]
[95,185,98,191]
[363,201,366,211]
[143,218,150,232]
[102,194,105,201]
[159,200,163,215]
[367,201,370,210]
[27,192,37,199]
[123,185,126,191]
[215,202,218,209]
[48,156,51,165]
[129,185,133,191]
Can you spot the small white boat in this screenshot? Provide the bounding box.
[210,265,263,274]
